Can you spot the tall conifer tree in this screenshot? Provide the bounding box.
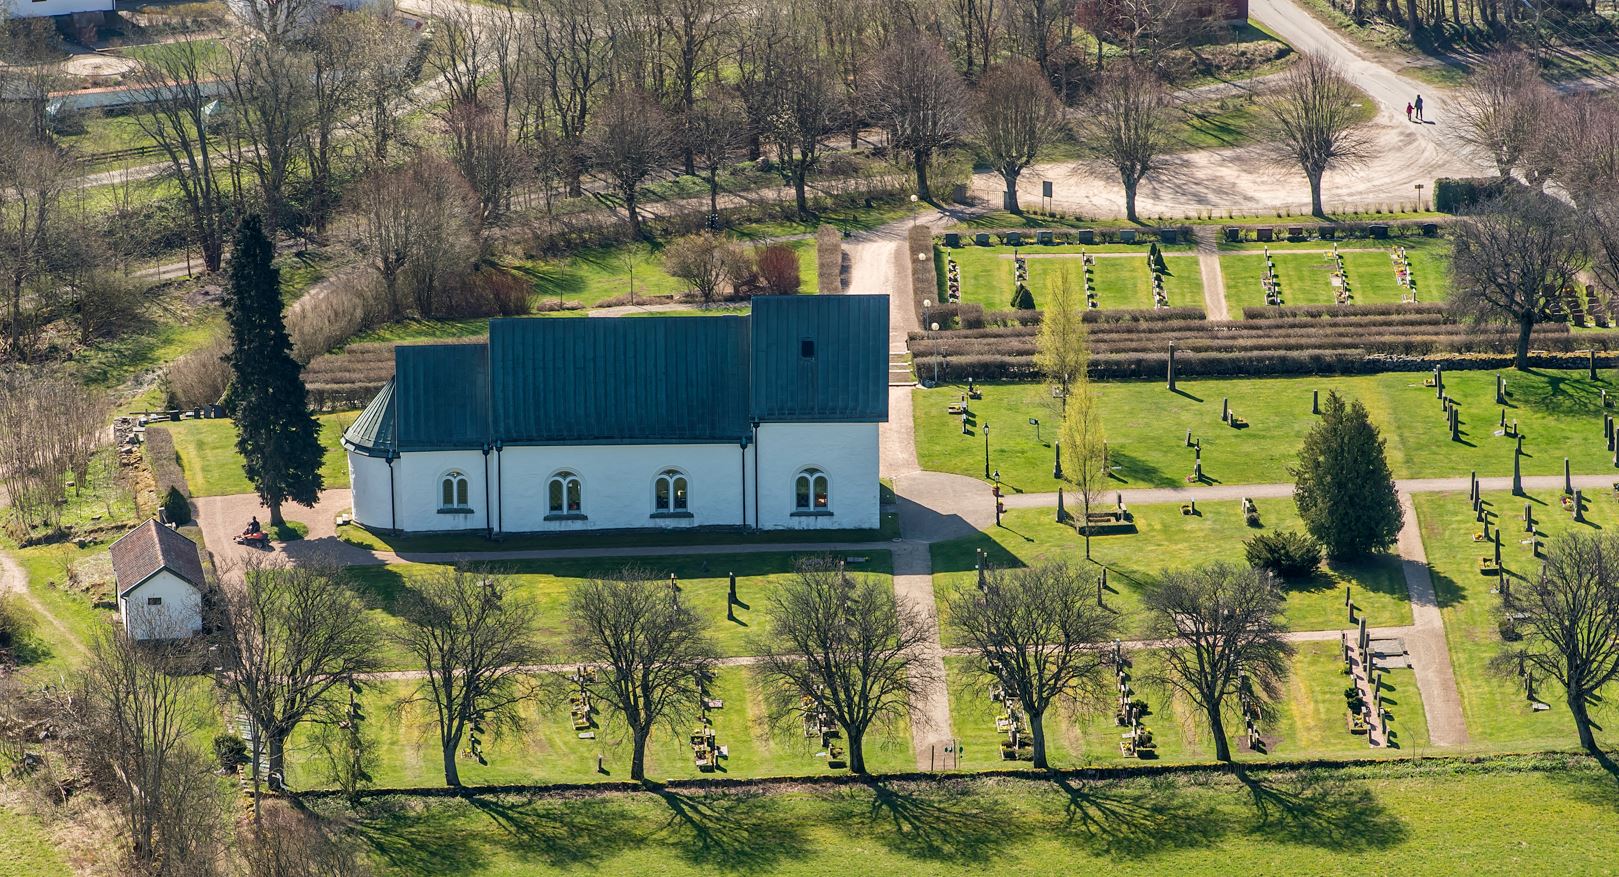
[1291,391,1402,558]
[223,215,323,526]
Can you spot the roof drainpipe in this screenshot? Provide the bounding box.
[482,445,493,540]
[494,442,505,538]
[751,420,761,530]
[386,452,399,536]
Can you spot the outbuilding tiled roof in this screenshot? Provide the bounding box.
[343,295,889,454]
[109,520,206,597]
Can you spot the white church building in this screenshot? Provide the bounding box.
[343,295,890,536]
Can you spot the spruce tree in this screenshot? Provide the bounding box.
[222,215,324,526]
[1291,391,1403,559]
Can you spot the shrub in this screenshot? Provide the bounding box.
[142,426,191,501]
[816,225,842,294]
[213,734,249,771]
[1243,530,1322,580]
[1433,177,1513,213]
[440,266,533,318]
[664,232,750,305]
[1010,284,1035,309]
[756,244,801,295]
[0,595,33,651]
[166,336,231,409]
[286,274,369,363]
[162,486,192,526]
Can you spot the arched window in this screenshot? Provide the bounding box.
[794,468,829,511]
[548,471,583,515]
[440,471,469,509]
[654,469,689,513]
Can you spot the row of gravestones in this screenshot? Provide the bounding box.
[1331,244,1354,305]
[942,229,1184,248]
[1260,246,1282,306]
[945,256,961,303]
[1393,246,1418,302]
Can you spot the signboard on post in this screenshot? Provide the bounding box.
[1041,180,1053,212]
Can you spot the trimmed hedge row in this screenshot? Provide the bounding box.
[141,426,191,501]
[1434,177,1513,214]
[910,326,1592,361]
[816,224,842,294]
[918,348,1619,382]
[1240,302,1451,320]
[908,225,933,327]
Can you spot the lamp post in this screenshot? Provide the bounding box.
[983,422,991,479]
[993,469,1002,526]
[1029,417,1040,444]
[930,322,942,385]
[910,193,919,226]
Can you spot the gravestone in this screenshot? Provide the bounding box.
[1037,230,1054,245]
[1077,229,1097,244]
[1004,232,1022,246]
[1513,448,1524,496]
[1161,229,1179,244]
[943,232,960,248]
[1120,229,1138,244]
[1565,458,1573,496]
[1369,224,1390,239]
[1421,222,1439,237]
[974,232,991,246]
[1167,340,1178,392]
[1575,490,1586,523]
[1257,227,1274,242]
[1224,226,1240,243]
[1319,225,1337,240]
[1312,389,1320,414]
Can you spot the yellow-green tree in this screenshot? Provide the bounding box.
[1034,268,1087,398]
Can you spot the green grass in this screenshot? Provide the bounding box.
[932,504,1408,640]
[940,246,1202,312]
[342,551,893,667]
[507,237,817,311]
[0,807,70,877]
[286,667,916,790]
[1174,96,1271,151]
[1219,237,1450,311]
[915,370,1617,490]
[336,512,901,553]
[317,756,1619,876]
[1415,489,1619,753]
[164,413,357,497]
[8,538,117,675]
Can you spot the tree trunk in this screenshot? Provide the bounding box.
[442,740,461,787]
[625,189,643,240]
[1083,494,1092,559]
[846,726,867,774]
[794,170,809,216]
[1405,0,1420,34]
[1570,689,1599,755]
[1515,310,1534,371]
[709,168,719,220]
[1029,708,1048,769]
[1208,705,1231,762]
[1308,172,1325,217]
[1123,175,1140,223]
[268,500,285,528]
[1002,170,1021,213]
[630,725,649,781]
[915,150,932,202]
[267,730,288,787]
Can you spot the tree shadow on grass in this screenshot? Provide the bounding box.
[826,779,1026,864]
[1047,774,1230,858]
[1105,449,1171,487]
[1233,768,1408,851]
[346,797,490,876]
[464,792,644,868]
[649,786,812,873]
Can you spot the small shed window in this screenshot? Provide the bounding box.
[147,596,164,606]
[800,338,816,358]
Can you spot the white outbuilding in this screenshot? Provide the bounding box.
[342,295,891,536]
[109,519,207,640]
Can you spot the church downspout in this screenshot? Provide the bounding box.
[751,420,761,530]
[482,445,492,539]
[386,453,398,535]
[494,443,505,537]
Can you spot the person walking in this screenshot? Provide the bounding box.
[1414,94,1425,122]
[1406,102,1414,122]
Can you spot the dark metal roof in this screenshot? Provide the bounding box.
[750,295,888,422]
[346,296,889,452]
[109,520,206,597]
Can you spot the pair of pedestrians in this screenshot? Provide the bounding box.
[1405,94,1426,122]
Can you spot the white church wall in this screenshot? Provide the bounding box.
[755,422,880,530]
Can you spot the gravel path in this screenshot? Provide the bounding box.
[1194,227,1229,320]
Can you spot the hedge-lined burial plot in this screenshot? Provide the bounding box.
[343,551,895,669]
[915,370,1617,490]
[948,640,1428,768]
[942,245,1203,313]
[162,413,356,497]
[1220,238,1451,313]
[932,505,1409,640]
[1416,490,1619,753]
[286,667,917,789]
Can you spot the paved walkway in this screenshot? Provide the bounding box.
[1194,228,1229,321]
[1395,492,1470,747]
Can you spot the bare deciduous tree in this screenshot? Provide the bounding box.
[1497,531,1619,758]
[1059,335,1107,559]
[1258,53,1369,217]
[686,86,743,220]
[223,37,313,235]
[214,557,380,793]
[753,557,936,775]
[947,560,1116,768]
[526,0,611,197]
[242,800,375,877]
[663,232,748,305]
[973,59,1064,214]
[0,372,109,532]
[1454,50,1548,180]
[1081,62,1172,223]
[587,90,673,239]
[1449,191,1585,370]
[347,9,423,165]
[1549,92,1619,208]
[866,33,969,201]
[1144,563,1293,762]
[130,38,230,271]
[350,157,482,321]
[567,568,716,781]
[0,131,73,360]
[764,29,840,215]
[398,567,544,787]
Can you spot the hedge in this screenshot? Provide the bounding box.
[142,426,191,501]
[908,225,935,326]
[816,224,842,294]
[1434,177,1514,214]
[916,348,1619,382]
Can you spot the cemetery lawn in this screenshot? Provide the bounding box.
[932,505,1409,640]
[344,551,894,668]
[286,667,916,790]
[326,756,1619,876]
[0,807,70,877]
[1415,489,1619,753]
[946,641,1426,769]
[940,245,1203,312]
[1218,236,1450,312]
[337,512,901,553]
[164,413,357,497]
[915,370,1615,490]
